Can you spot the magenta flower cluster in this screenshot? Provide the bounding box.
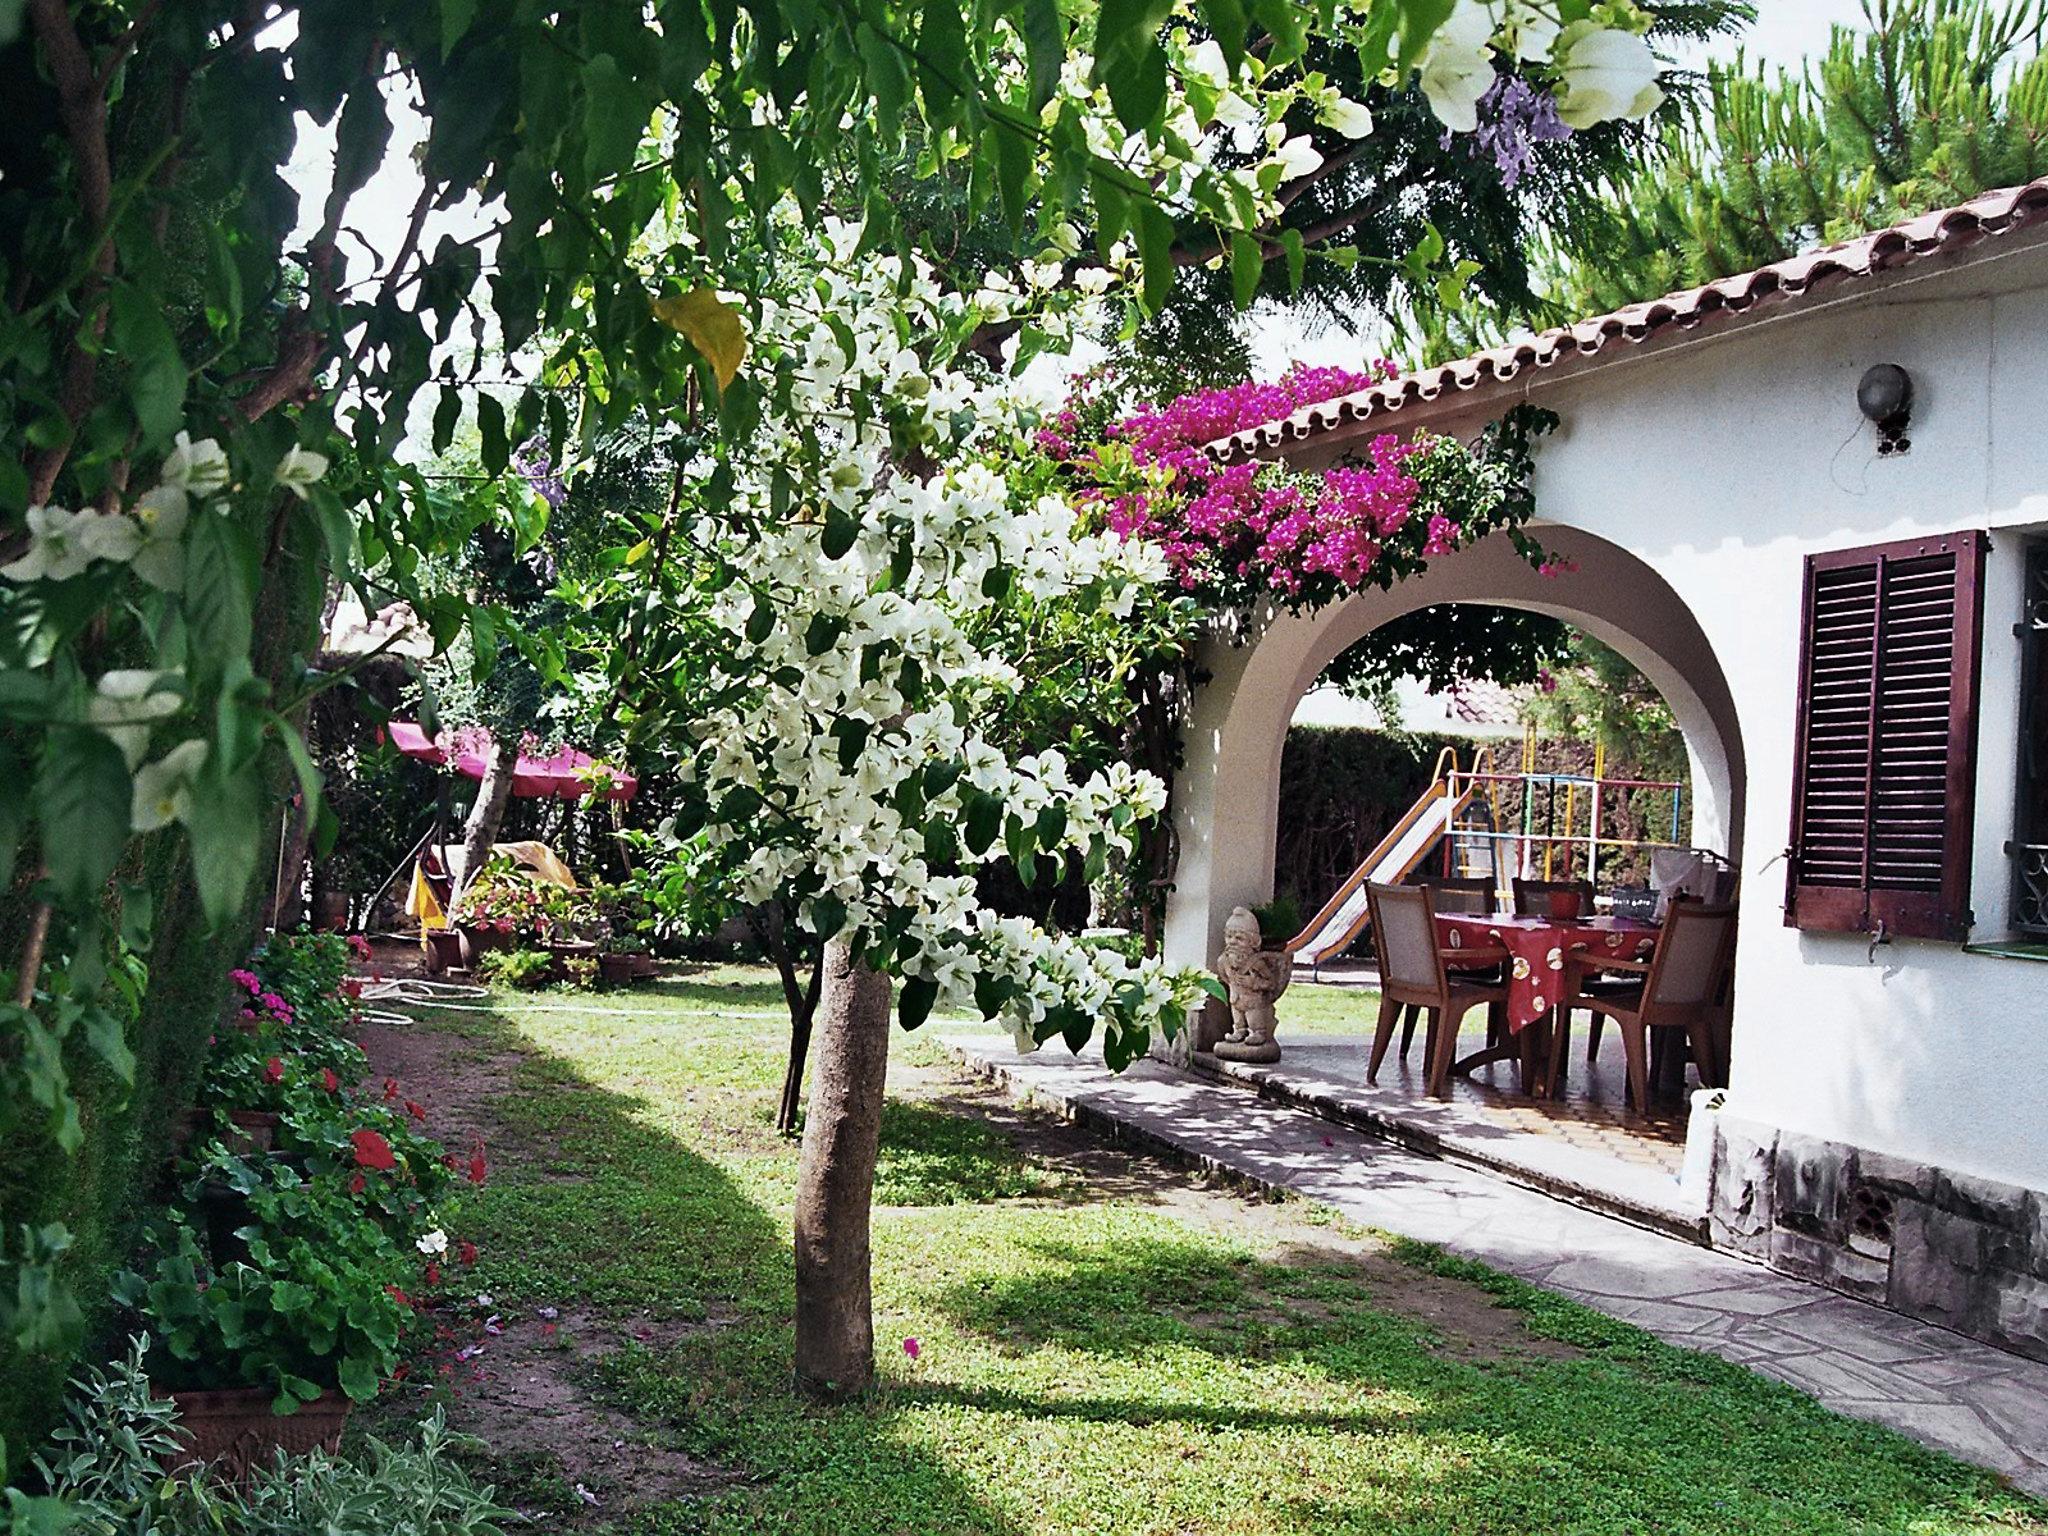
[1056,363,1461,601]
[231,967,295,1027]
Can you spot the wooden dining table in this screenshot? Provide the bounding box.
[1434,912,1662,1090]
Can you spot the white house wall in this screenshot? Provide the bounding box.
[1172,241,2048,1195]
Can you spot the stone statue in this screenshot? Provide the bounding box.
[1212,906,1292,1063]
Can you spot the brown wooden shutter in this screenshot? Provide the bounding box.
[1786,530,1988,941]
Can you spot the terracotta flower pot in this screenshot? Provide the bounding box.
[170,1108,280,1161]
[164,1385,350,1483]
[629,954,659,979]
[1546,889,1584,920]
[597,953,638,987]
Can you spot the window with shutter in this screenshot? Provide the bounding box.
[1786,530,1988,941]
[2014,542,2048,938]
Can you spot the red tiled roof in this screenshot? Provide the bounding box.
[1215,175,2048,460]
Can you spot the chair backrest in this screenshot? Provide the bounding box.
[1367,882,1445,995]
[1511,878,1594,918]
[1645,900,1737,1013]
[1425,877,1493,916]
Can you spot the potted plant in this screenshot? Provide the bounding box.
[118,1175,412,1481]
[1249,896,1302,952]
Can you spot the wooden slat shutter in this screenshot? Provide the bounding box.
[1786,530,1988,940]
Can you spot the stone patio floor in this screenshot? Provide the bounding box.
[943,1033,2048,1498]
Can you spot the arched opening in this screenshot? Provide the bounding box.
[1163,527,1750,1206]
[1167,526,1747,969]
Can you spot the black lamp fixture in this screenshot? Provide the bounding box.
[1858,363,1913,456]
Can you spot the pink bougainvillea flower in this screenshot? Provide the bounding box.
[352,1128,398,1170]
[263,1056,284,1084]
[902,1337,921,1360]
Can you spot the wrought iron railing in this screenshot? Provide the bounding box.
[2015,544,2048,937]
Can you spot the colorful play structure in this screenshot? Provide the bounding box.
[1289,740,1694,968]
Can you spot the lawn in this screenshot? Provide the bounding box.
[376,965,2043,1535]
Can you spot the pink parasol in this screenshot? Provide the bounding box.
[386,721,638,801]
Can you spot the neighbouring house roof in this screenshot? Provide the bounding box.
[1215,175,2048,461]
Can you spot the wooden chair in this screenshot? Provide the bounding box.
[1382,880,1502,1067]
[1366,882,1511,1099]
[1550,899,1737,1115]
[1510,878,1593,919]
[1426,877,1495,915]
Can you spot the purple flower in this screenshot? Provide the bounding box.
[512,438,567,510]
[1444,76,1572,189]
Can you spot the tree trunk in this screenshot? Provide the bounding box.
[792,940,892,1399]
[452,737,518,906]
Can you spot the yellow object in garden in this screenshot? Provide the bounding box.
[408,864,448,929]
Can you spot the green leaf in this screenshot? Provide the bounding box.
[745,601,774,644]
[1394,0,1456,72]
[111,285,186,443]
[964,792,1002,856]
[184,511,255,667]
[440,0,479,56]
[1280,227,1306,290]
[1229,230,1262,309]
[337,1353,379,1403]
[274,716,325,825]
[916,0,968,115]
[83,1009,135,1086]
[477,394,509,475]
[1134,199,1177,312]
[37,728,130,910]
[898,974,938,1031]
[822,507,858,559]
[581,54,648,187]
[1091,0,1175,129]
[811,893,847,941]
[1195,0,1248,74]
[329,82,393,210]
[432,385,462,453]
[186,760,265,929]
[1018,0,1064,110]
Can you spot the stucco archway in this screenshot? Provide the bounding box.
[1162,526,1749,971]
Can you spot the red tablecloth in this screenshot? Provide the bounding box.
[1436,914,1660,1032]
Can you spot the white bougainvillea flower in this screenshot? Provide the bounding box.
[1181,37,1230,90]
[130,485,190,591]
[131,739,208,831]
[162,432,230,496]
[1554,24,1664,128]
[1420,1,1499,132]
[90,670,184,768]
[1500,0,1562,61]
[1319,95,1375,139]
[2,506,89,583]
[1268,134,1323,180]
[273,445,330,500]
[76,510,142,567]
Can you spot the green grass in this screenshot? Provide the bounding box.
[418,966,2042,1535]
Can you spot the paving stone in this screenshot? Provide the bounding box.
[945,1035,2048,1497]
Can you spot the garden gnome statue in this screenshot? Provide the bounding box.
[1212,906,1292,1063]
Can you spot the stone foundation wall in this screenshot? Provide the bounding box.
[1708,1115,2048,1360]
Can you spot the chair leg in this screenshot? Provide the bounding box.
[1618,1020,1651,1118]
[1683,1022,1719,1089]
[1367,994,1402,1085]
[1398,1003,1419,1062]
[1586,1016,1604,1062]
[1426,1006,1460,1099]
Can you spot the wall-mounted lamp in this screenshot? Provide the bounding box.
[1858,363,1913,457]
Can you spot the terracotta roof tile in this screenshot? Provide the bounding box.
[1214,175,2048,459]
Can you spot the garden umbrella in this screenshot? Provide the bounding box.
[385,721,638,801]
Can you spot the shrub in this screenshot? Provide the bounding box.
[476,948,553,990]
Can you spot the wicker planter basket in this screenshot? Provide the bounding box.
[165,1385,350,1483]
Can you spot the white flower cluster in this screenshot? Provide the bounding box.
[1418,1,1664,132]
[3,434,331,832]
[672,234,1207,1058]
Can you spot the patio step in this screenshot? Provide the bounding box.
[1183,1048,1711,1245]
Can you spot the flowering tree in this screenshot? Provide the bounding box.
[3,0,1675,1430]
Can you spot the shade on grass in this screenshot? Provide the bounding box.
[425,967,2041,1535]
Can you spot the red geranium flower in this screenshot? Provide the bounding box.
[457,1240,478,1266]
[387,1284,410,1308]
[424,1261,442,1286]
[263,1056,284,1084]
[349,1172,367,1195]
[383,1078,401,1102]
[405,1099,427,1122]
[341,978,363,1001]
[467,1150,488,1186]
[322,1067,340,1093]
[351,1128,398,1170]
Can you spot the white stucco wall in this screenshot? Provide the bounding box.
[1172,236,2048,1192]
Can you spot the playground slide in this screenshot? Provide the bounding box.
[1288,781,1476,966]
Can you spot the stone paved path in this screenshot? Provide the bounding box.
[944,1035,2048,1497]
